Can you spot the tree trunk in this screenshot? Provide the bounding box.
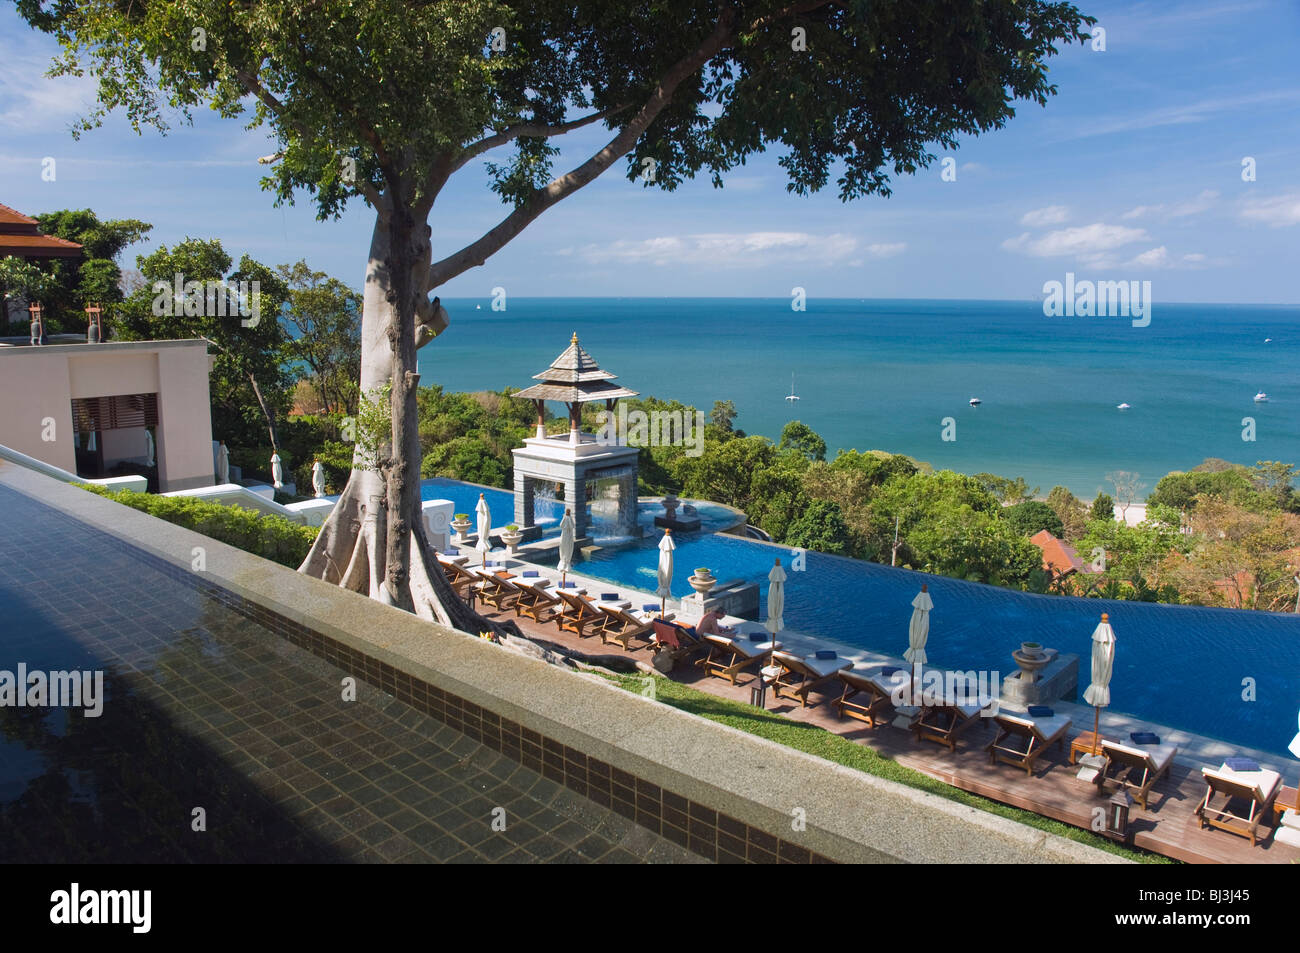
[299,209,522,641]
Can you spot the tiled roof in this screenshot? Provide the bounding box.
[515,332,638,403]
[1030,529,1092,576]
[0,203,82,257]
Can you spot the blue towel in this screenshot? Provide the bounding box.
[1027,705,1054,718]
[815,649,837,660]
[881,666,901,676]
[673,623,697,636]
[1129,731,1160,746]
[560,581,576,588]
[1225,757,1260,772]
[442,550,460,556]
[600,592,619,601]
[747,632,767,642]
[522,570,539,577]
[642,604,657,612]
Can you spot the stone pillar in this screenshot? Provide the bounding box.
[618,470,637,536]
[565,478,588,538]
[514,472,533,529]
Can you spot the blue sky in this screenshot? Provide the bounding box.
[2,0,1298,303]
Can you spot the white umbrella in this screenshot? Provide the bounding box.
[312,460,327,498]
[558,508,575,585]
[144,429,155,468]
[765,558,786,634]
[475,492,492,567]
[270,451,283,489]
[1083,613,1116,755]
[655,528,675,616]
[904,584,932,706]
[216,441,229,483]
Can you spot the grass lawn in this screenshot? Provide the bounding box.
[600,671,1173,863]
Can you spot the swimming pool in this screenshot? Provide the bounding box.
[433,476,1300,759]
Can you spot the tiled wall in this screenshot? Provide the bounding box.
[103,532,835,864]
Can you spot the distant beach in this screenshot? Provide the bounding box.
[422,298,1299,499]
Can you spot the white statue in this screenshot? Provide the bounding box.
[312,460,327,498]
[144,429,156,468]
[216,441,230,483]
[271,451,283,489]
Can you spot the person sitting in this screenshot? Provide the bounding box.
[695,608,734,638]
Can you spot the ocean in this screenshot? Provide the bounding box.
[420,298,1299,499]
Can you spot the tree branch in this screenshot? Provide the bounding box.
[449,105,631,177]
[427,13,739,289]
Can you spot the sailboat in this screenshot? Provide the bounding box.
[785,373,800,403]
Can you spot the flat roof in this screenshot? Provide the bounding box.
[0,338,211,356]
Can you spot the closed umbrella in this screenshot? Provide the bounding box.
[904,584,932,707]
[1083,613,1116,755]
[312,460,327,498]
[764,558,787,676]
[655,528,675,616]
[475,492,492,567]
[558,508,575,585]
[144,429,155,468]
[270,451,283,489]
[216,441,229,483]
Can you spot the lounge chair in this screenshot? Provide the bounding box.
[1196,763,1281,846]
[1092,739,1180,811]
[697,633,783,684]
[473,569,523,611]
[912,679,997,752]
[986,711,1073,775]
[596,605,654,651]
[649,620,708,666]
[439,559,478,600]
[512,581,561,624]
[555,590,605,638]
[770,651,853,708]
[834,669,907,727]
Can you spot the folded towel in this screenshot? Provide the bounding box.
[1130,731,1160,746]
[881,666,901,676]
[1027,705,1054,718]
[748,632,767,642]
[674,624,697,636]
[560,581,576,588]
[600,592,620,601]
[522,570,539,577]
[815,649,837,660]
[1225,757,1260,772]
[442,550,460,556]
[643,604,657,612]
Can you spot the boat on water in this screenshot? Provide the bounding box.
[785,374,800,403]
[1254,392,1269,402]
[968,397,981,407]
[1117,402,1131,410]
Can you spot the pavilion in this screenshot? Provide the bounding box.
[511,333,640,543]
[0,203,82,327]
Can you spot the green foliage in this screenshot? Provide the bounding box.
[1004,500,1064,539]
[785,500,850,555]
[1045,485,1088,540]
[278,260,362,416]
[973,472,1037,505]
[1076,510,1186,598]
[79,484,318,568]
[414,385,536,488]
[708,400,741,436]
[779,420,827,461]
[1090,492,1115,523]
[0,256,56,310]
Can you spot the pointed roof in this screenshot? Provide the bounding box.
[0,203,83,259]
[514,331,638,404]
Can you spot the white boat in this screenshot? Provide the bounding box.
[785,374,800,403]
[1265,337,1272,343]
[1254,392,1269,402]
[968,397,981,406]
[1117,402,1131,411]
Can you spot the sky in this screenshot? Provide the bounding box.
[1,0,1298,303]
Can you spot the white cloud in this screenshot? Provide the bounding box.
[1239,192,1300,227]
[575,231,879,267]
[1057,89,1300,140]
[1121,190,1219,220]
[1124,247,1214,269]
[1002,223,1150,258]
[1020,205,1069,227]
[0,47,100,130]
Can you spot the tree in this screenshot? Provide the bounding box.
[1045,485,1087,540]
[25,0,1093,632]
[278,261,362,417]
[1164,498,1300,611]
[32,210,152,333]
[1090,492,1115,523]
[1004,500,1064,539]
[778,420,826,461]
[115,239,292,452]
[708,400,740,435]
[785,500,850,555]
[1106,470,1146,522]
[1251,461,1298,512]
[973,472,1038,505]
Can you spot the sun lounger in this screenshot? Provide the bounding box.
[439,559,478,600]
[834,669,907,727]
[596,605,654,651]
[512,580,561,623]
[472,569,524,611]
[769,651,853,708]
[697,634,783,684]
[986,711,1073,775]
[1093,739,1179,811]
[650,620,708,666]
[912,679,997,752]
[1196,763,1281,846]
[555,590,605,638]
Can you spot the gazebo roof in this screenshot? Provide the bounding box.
[0,203,83,259]
[514,332,638,404]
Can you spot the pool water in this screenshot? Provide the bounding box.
[435,477,1300,758]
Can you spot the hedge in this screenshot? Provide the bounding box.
[79,484,319,569]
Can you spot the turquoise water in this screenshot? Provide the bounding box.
[427,475,1300,758]
[421,298,1299,499]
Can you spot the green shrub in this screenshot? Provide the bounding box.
[79,484,319,568]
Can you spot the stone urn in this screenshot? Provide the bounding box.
[1011,642,1050,684]
[688,567,716,599]
[662,494,680,520]
[501,525,523,554]
[451,513,472,544]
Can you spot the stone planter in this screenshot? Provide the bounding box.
[1011,643,1051,684]
[500,530,523,554]
[688,568,716,598]
[662,494,680,520]
[451,517,472,544]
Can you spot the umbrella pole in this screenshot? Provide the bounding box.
[1092,706,1101,754]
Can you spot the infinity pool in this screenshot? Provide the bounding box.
[428,477,1300,759]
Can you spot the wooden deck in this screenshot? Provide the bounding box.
[481,601,1300,865]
